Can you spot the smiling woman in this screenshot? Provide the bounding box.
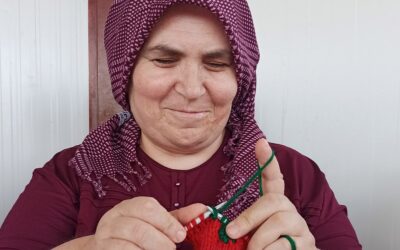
[0,1,361,250]
[130,5,237,169]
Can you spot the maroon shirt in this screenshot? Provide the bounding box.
[0,142,361,249]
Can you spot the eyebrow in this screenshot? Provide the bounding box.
[204,49,232,61]
[146,45,184,57]
[145,44,232,61]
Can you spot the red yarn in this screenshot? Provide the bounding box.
[186,218,249,250]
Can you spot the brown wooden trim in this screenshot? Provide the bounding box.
[89,0,121,129]
[88,0,99,130]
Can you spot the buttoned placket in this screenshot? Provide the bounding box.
[171,172,185,210]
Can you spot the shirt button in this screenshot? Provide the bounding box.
[174,202,180,208]
[175,182,181,187]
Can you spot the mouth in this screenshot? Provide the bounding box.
[166,108,209,119]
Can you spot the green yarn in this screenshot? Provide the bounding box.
[209,206,231,243]
[282,235,296,250]
[218,216,230,243]
[218,151,275,213]
[209,151,276,243]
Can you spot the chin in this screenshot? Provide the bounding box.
[169,127,216,149]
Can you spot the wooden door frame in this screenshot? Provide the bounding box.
[88,0,99,130]
[88,0,120,130]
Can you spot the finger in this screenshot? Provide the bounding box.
[99,216,176,250]
[263,236,302,250]
[110,197,186,243]
[170,203,207,224]
[255,138,273,167]
[255,138,284,194]
[247,211,307,250]
[226,194,296,239]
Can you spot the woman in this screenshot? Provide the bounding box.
[0,1,361,249]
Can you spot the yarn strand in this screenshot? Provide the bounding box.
[209,151,276,243]
[219,151,275,213]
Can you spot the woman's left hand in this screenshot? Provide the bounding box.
[226,139,318,250]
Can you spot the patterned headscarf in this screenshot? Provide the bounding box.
[69,0,265,220]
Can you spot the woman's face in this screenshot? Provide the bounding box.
[129,4,237,153]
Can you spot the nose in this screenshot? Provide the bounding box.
[174,63,206,99]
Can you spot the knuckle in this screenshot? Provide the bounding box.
[264,193,282,205]
[268,193,294,211]
[141,197,159,211]
[113,200,132,215]
[261,169,269,180]
[95,223,110,239]
[286,212,303,229]
[276,194,287,205]
[102,206,120,220]
[96,216,117,239]
[124,197,160,218]
[271,212,287,226]
[116,197,163,219]
[289,212,307,231]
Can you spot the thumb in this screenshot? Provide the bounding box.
[170,203,207,225]
[255,138,285,194]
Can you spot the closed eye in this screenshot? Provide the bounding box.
[152,58,178,67]
[207,62,229,67]
[154,58,176,64]
[205,62,231,71]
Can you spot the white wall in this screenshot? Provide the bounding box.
[0,0,88,223]
[249,0,400,249]
[0,0,399,249]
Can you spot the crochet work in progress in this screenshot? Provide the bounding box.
[185,152,276,250]
[186,218,250,250]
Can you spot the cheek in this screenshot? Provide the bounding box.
[129,70,174,120]
[132,71,173,101]
[209,77,238,108]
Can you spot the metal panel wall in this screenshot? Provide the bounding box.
[0,0,88,223]
[250,1,400,249]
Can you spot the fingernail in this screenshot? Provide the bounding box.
[175,229,186,242]
[227,222,239,238]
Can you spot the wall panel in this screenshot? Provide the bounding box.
[249,1,400,249]
[0,0,88,223]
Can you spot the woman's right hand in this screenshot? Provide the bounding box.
[84,196,193,249]
[55,197,206,250]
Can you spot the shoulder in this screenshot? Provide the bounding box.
[45,146,80,168]
[40,145,79,172]
[32,145,81,199]
[269,143,327,204]
[270,142,321,176]
[0,147,82,248]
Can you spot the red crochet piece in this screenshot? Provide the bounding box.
[186,218,250,250]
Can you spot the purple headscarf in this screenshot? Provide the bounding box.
[69,0,265,219]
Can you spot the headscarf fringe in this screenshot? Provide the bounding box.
[68,112,152,198]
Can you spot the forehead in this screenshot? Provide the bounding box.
[142,4,231,52]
